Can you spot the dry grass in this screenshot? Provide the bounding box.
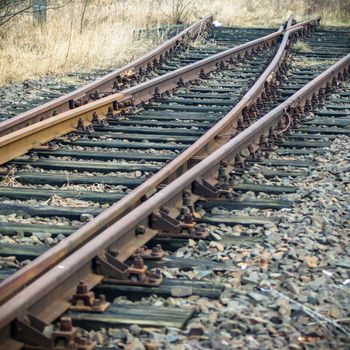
[188,0,350,27]
[294,41,311,53]
[0,0,168,84]
[44,194,91,207]
[61,182,107,192]
[0,168,22,187]
[0,0,348,85]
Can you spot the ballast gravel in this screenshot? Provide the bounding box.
[80,136,349,349]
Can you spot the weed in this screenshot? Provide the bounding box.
[294,41,311,53]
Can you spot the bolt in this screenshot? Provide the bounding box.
[76,281,88,294]
[199,69,206,79]
[112,101,119,111]
[256,96,263,108]
[218,175,229,190]
[154,87,160,98]
[135,225,146,235]
[243,113,251,127]
[148,275,157,283]
[29,152,38,161]
[106,106,114,118]
[59,317,73,332]
[183,190,192,208]
[259,135,267,147]
[134,256,145,269]
[234,154,244,169]
[76,118,84,130]
[248,145,256,159]
[229,172,236,186]
[75,336,91,346]
[109,248,118,257]
[151,244,163,257]
[135,246,145,255]
[218,164,226,178]
[92,299,101,307]
[229,56,236,65]
[91,112,99,124]
[178,78,184,87]
[183,207,194,224]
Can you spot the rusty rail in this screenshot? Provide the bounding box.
[0,30,280,165]
[1,45,348,347]
[0,17,320,310]
[3,18,347,350]
[0,19,319,166]
[0,16,328,328]
[0,15,213,137]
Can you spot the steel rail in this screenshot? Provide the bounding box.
[0,29,281,165]
[1,16,288,316]
[0,17,319,308]
[0,15,213,137]
[0,18,288,305]
[1,48,348,342]
[0,18,319,166]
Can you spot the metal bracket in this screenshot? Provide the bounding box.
[96,251,162,286]
[69,281,110,313]
[13,314,95,350]
[192,179,218,198]
[14,314,53,349]
[76,118,95,134]
[132,244,165,260]
[151,208,208,239]
[150,209,181,234]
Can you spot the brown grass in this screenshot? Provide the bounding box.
[0,168,22,187]
[0,0,348,85]
[44,194,91,207]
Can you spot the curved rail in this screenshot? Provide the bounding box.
[0,15,213,137]
[1,41,348,347]
[0,18,321,311]
[0,18,327,334]
[0,19,319,166]
[0,18,295,307]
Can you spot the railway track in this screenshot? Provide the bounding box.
[0,16,313,291]
[0,16,214,135]
[0,15,349,349]
[0,16,278,136]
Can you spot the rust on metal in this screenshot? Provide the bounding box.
[1,20,347,350]
[69,281,110,313]
[0,19,306,165]
[0,15,213,137]
[12,314,95,350]
[132,245,165,260]
[96,252,162,286]
[1,48,347,337]
[0,17,320,311]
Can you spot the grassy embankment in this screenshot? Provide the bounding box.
[0,0,348,85]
